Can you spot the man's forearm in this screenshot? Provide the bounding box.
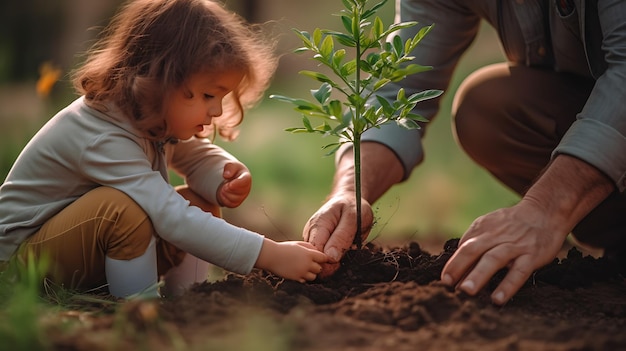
[331,142,405,203]
[521,154,615,232]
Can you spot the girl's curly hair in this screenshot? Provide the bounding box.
[72,0,277,141]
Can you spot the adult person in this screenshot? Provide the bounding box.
[303,0,626,305]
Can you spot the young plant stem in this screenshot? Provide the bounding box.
[353,132,363,249]
[353,1,363,249]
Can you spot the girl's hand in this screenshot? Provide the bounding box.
[217,162,251,208]
[255,239,330,283]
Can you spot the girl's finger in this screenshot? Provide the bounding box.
[311,262,323,274]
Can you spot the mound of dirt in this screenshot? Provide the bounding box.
[158,239,626,351]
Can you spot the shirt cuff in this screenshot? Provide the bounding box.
[335,122,424,180]
[553,118,626,191]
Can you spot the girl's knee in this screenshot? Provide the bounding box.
[89,187,156,260]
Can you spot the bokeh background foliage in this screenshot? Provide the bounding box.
[0,0,517,243]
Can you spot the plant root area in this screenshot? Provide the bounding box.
[50,239,626,351]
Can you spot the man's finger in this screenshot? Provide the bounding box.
[456,243,518,295]
[324,218,356,262]
[306,225,331,252]
[441,237,491,286]
[491,256,534,305]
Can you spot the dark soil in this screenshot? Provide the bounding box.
[48,239,626,351]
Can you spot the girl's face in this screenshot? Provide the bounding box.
[164,69,244,140]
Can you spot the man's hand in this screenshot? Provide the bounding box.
[217,162,251,208]
[303,142,404,276]
[441,201,568,305]
[441,155,615,305]
[303,193,374,276]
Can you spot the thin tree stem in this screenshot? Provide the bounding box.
[353,132,362,248]
[353,3,363,249]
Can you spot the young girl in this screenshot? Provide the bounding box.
[0,0,328,298]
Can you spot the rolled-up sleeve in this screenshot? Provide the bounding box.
[553,0,626,191]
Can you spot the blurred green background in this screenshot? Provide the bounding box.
[0,0,518,244]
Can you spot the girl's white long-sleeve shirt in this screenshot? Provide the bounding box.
[0,96,264,274]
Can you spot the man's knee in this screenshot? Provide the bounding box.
[452,64,518,171]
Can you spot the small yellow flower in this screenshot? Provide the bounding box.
[36,62,62,97]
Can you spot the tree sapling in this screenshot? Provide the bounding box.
[270,0,442,248]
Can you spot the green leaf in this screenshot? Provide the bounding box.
[332,49,346,69]
[372,78,391,91]
[372,17,384,40]
[269,94,301,104]
[392,35,404,57]
[315,121,332,132]
[293,30,313,48]
[348,93,364,107]
[311,82,332,104]
[341,15,353,34]
[342,109,353,126]
[352,16,360,39]
[406,112,429,123]
[299,70,334,84]
[302,116,314,131]
[388,63,433,81]
[407,89,444,104]
[297,108,333,119]
[362,0,388,19]
[269,94,325,113]
[375,95,393,113]
[396,88,406,102]
[320,35,334,58]
[381,21,418,39]
[340,60,357,76]
[363,106,378,125]
[322,143,342,156]
[328,99,343,119]
[359,59,372,72]
[313,28,323,47]
[285,127,311,133]
[341,0,356,10]
[327,31,357,47]
[413,24,434,48]
[396,117,420,129]
[364,52,381,74]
